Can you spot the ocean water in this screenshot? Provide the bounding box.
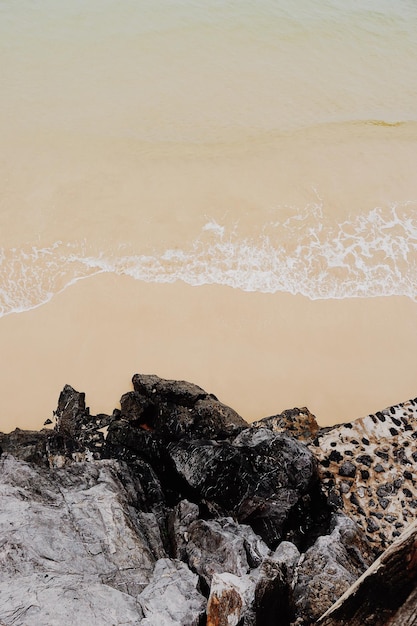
[1,0,417,429]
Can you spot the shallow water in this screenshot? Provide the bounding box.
[1,1,417,429]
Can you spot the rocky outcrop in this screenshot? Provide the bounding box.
[311,398,417,551]
[0,455,163,625]
[0,374,416,625]
[253,407,319,443]
[291,514,375,624]
[317,518,417,626]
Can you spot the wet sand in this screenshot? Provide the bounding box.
[1,273,416,432]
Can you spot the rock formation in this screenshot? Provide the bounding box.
[310,399,417,551]
[0,374,415,625]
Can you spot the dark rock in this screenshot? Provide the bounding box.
[167,428,329,549]
[338,461,356,478]
[185,517,269,588]
[55,384,87,436]
[356,454,373,467]
[0,428,49,465]
[128,373,248,441]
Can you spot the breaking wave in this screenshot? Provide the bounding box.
[1,202,417,317]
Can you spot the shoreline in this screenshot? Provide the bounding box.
[1,273,417,432]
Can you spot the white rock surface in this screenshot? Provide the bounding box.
[0,455,162,625]
[138,558,206,626]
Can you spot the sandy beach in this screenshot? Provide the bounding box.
[1,272,416,432]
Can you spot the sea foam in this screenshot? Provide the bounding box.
[1,202,417,318]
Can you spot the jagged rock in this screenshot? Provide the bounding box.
[206,572,256,626]
[205,542,301,626]
[0,454,164,624]
[120,373,248,441]
[253,541,301,626]
[4,376,417,626]
[0,428,49,465]
[138,558,206,626]
[317,519,417,626]
[253,407,319,443]
[185,517,269,589]
[0,573,144,626]
[168,427,330,549]
[169,500,201,561]
[291,514,375,625]
[54,384,87,436]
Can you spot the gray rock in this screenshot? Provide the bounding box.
[185,517,269,588]
[0,454,163,624]
[292,514,375,625]
[317,518,417,626]
[169,499,200,561]
[138,558,206,626]
[206,572,256,626]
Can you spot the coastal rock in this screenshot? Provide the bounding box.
[185,517,269,588]
[138,558,206,626]
[169,499,200,561]
[317,518,417,626]
[292,514,375,624]
[206,572,256,626]
[123,373,248,441]
[168,427,330,549]
[3,375,417,625]
[0,454,163,625]
[253,407,319,443]
[311,397,417,550]
[0,428,49,465]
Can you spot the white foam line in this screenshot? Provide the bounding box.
[1,201,417,317]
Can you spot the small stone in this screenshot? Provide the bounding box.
[340,481,352,494]
[356,455,373,467]
[378,498,390,510]
[366,518,380,533]
[339,461,356,478]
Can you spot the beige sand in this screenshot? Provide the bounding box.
[1,273,416,432]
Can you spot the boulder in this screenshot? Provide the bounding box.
[168,427,330,549]
[292,514,375,624]
[138,558,206,626]
[206,572,256,626]
[0,454,165,625]
[120,373,248,440]
[317,519,417,626]
[185,517,269,588]
[253,407,319,443]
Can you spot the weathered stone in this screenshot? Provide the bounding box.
[54,384,87,436]
[138,558,206,626]
[128,373,248,441]
[291,514,374,625]
[317,519,417,626]
[169,499,200,561]
[0,455,164,624]
[185,517,269,588]
[253,407,319,443]
[206,572,256,626]
[168,428,328,549]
